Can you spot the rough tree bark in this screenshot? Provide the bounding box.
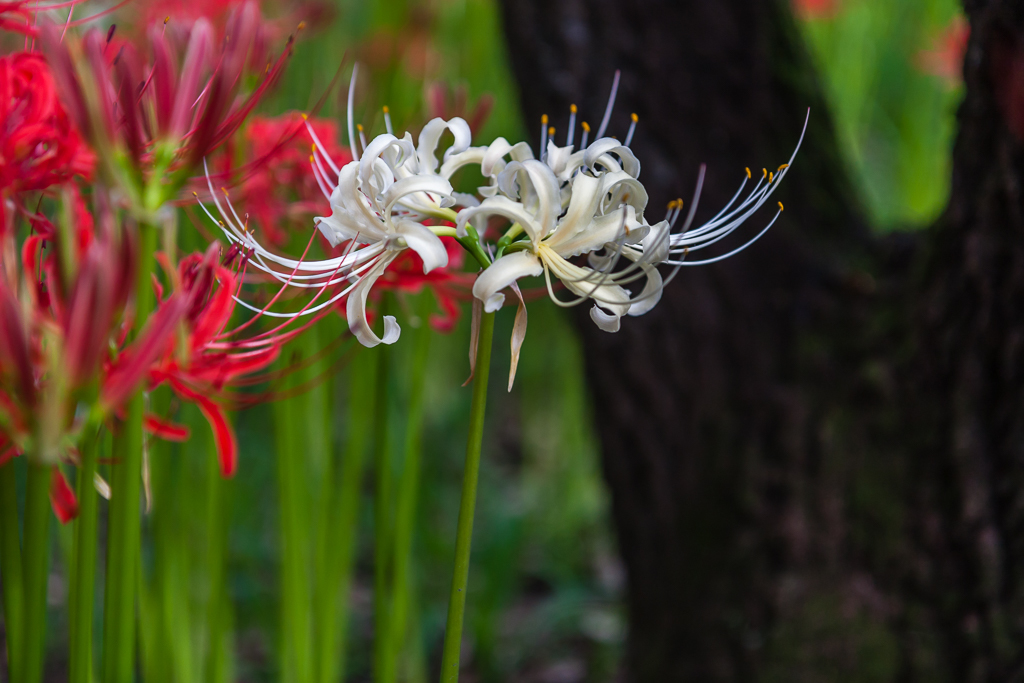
[497,0,1024,680]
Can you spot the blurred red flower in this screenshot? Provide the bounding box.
[239,113,352,246]
[0,52,96,194]
[916,15,969,86]
[792,0,842,21]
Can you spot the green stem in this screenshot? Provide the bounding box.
[438,310,496,683]
[315,351,376,683]
[373,336,394,683]
[104,221,159,683]
[381,296,433,683]
[203,437,229,683]
[0,460,24,682]
[275,352,313,683]
[23,463,52,683]
[70,430,100,683]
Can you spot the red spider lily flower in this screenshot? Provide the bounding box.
[146,242,282,477]
[237,113,353,246]
[40,2,294,206]
[0,52,96,194]
[916,16,969,87]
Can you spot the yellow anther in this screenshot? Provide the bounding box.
[192,191,198,197]
[357,123,364,132]
[164,16,170,23]
[548,126,555,136]
[581,121,591,132]
[769,171,774,183]
[221,187,229,197]
[382,105,390,113]
[570,104,578,114]
[745,167,751,179]
[297,21,306,30]
[762,168,768,179]
[309,155,314,163]
[541,114,549,125]
[667,200,677,209]
[676,197,683,207]
[778,201,784,211]
[311,143,317,151]
[301,113,308,120]
[631,112,639,123]
[778,163,789,171]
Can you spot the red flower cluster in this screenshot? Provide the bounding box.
[41,1,293,203]
[0,190,137,523]
[146,242,281,477]
[0,52,95,194]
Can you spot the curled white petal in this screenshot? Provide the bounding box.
[545,140,574,176]
[417,117,472,173]
[472,251,543,313]
[392,220,449,273]
[347,254,401,347]
[590,305,621,332]
[584,138,641,178]
[627,263,663,316]
[457,196,545,241]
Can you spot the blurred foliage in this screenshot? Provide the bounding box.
[795,0,965,229]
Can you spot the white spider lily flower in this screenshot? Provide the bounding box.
[312,134,456,347]
[459,161,664,332]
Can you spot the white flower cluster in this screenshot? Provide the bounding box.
[200,67,806,350]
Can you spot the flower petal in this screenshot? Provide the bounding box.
[169,379,238,478]
[417,117,471,173]
[545,141,574,176]
[50,469,78,524]
[392,220,449,273]
[347,254,402,347]
[495,159,560,242]
[589,305,621,332]
[472,251,543,313]
[144,414,191,442]
[382,174,455,219]
[456,196,545,240]
[584,137,641,178]
[627,263,664,317]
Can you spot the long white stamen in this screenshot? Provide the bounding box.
[580,121,590,149]
[595,70,620,139]
[346,64,359,162]
[566,104,577,147]
[383,105,393,135]
[539,114,549,156]
[673,210,782,266]
[357,124,368,155]
[310,150,333,200]
[303,117,340,176]
[624,112,638,147]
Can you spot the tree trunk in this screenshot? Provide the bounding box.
[497,0,1024,680]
